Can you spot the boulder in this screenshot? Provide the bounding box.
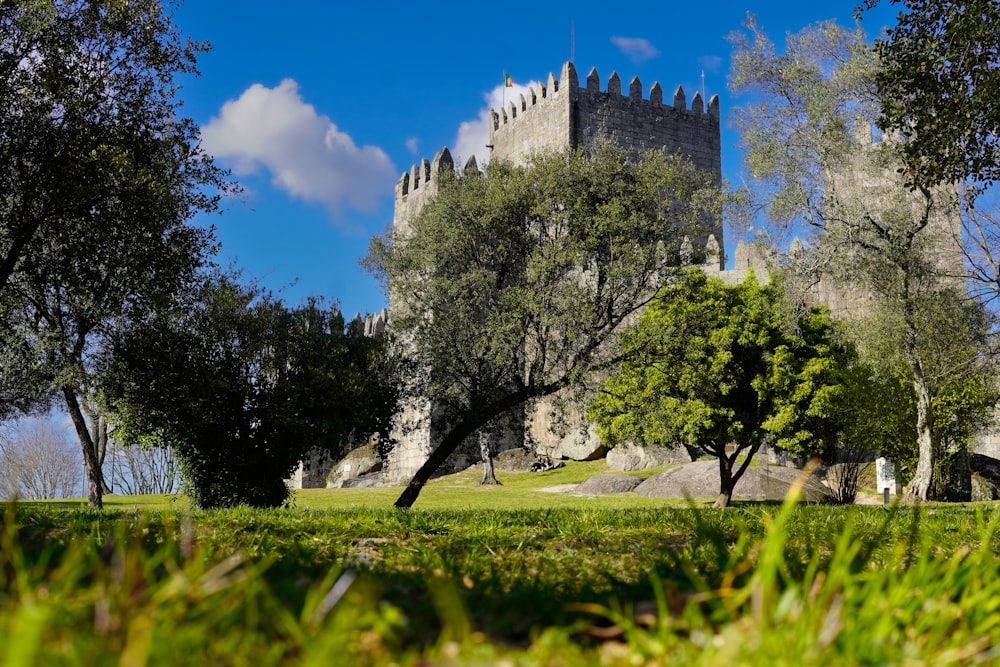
[633,460,832,502]
[495,447,537,472]
[574,474,644,495]
[341,473,386,489]
[327,443,383,488]
[606,443,691,472]
[970,453,1000,501]
[527,397,609,461]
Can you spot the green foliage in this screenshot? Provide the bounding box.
[727,16,999,502]
[102,272,396,509]
[591,270,853,506]
[366,142,720,506]
[727,16,876,230]
[0,0,232,505]
[842,293,999,491]
[869,0,1000,189]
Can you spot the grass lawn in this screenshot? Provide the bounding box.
[4,461,1000,665]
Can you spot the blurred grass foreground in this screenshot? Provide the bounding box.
[3,468,1000,665]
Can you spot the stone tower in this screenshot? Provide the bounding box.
[800,121,964,321]
[489,61,723,255]
[385,61,724,482]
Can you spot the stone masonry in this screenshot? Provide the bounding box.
[384,61,725,484]
[373,65,998,487]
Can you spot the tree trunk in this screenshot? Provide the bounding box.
[62,387,103,509]
[900,263,934,504]
[395,420,479,508]
[480,434,500,485]
[715,465,735,508]
[713,443,761,508]
[85,406,112,494]
[904,373,934,503]
[394,386,547,507]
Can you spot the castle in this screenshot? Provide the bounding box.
[283,61,1000,492]
[382,61,774,484]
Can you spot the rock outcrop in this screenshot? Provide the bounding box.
[606,443,692,471]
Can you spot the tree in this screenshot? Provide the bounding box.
[868,1,1000,315]
[102,272,396,508]
[865,0,1000,190]
[842,291,999,497]
[0,417,80,500]
[589,270,850,508]
[1,0,222,290]
[0,0,229,507]
[728,17,986,502]
[103,441,179,496]
[366,143,721,508]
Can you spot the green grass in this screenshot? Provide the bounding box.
[295,460,703,511]
[4,465,1000,665]
[44,460,702,512]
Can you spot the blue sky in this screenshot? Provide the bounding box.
[173,0,899,318]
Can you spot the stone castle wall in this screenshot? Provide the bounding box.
[488,62,722,253]
[489,62,721,180]
[384,61,727,481]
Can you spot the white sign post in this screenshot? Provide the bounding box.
[876,457,897,504]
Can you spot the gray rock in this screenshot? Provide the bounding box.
[970,454,1000,501]
[574,474,644,495]
[633,460,832,502]
[527,400,610,461]
[495,447,537,472]
[340,473,385,489]
[606,443,692,472]
[327,444,382,488]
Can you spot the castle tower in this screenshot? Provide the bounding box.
[804,121,964,320]
[386,62,725,481]
[488,62,723,262]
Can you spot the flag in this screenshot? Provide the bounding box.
[504,72,513,88]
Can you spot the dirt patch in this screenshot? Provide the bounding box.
[534,484,580,493]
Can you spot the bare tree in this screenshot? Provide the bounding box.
[958,190,1000,313]
[103,441,179,496]
[0,417,81,500]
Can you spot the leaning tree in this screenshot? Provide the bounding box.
[366,142,721,508]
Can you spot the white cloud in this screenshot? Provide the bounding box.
[454,81,538,169]
[610,36,661,64]
[201,79,396,218]
[405,137,420,155]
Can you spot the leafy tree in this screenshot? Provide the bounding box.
[102,272,395,509]
[1,0,223,290]
[842,292,999,497]
[864,0,1000,190]
[366,143,720,508]
[728,17,983,502]
[867,1,1000,312]
[590,270,850,508]
[0,0,229,507]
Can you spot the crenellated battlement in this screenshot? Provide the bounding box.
[393,148,487,234]
[395,62,723,237]
[490,63,719,131]
[488,62,721,182]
